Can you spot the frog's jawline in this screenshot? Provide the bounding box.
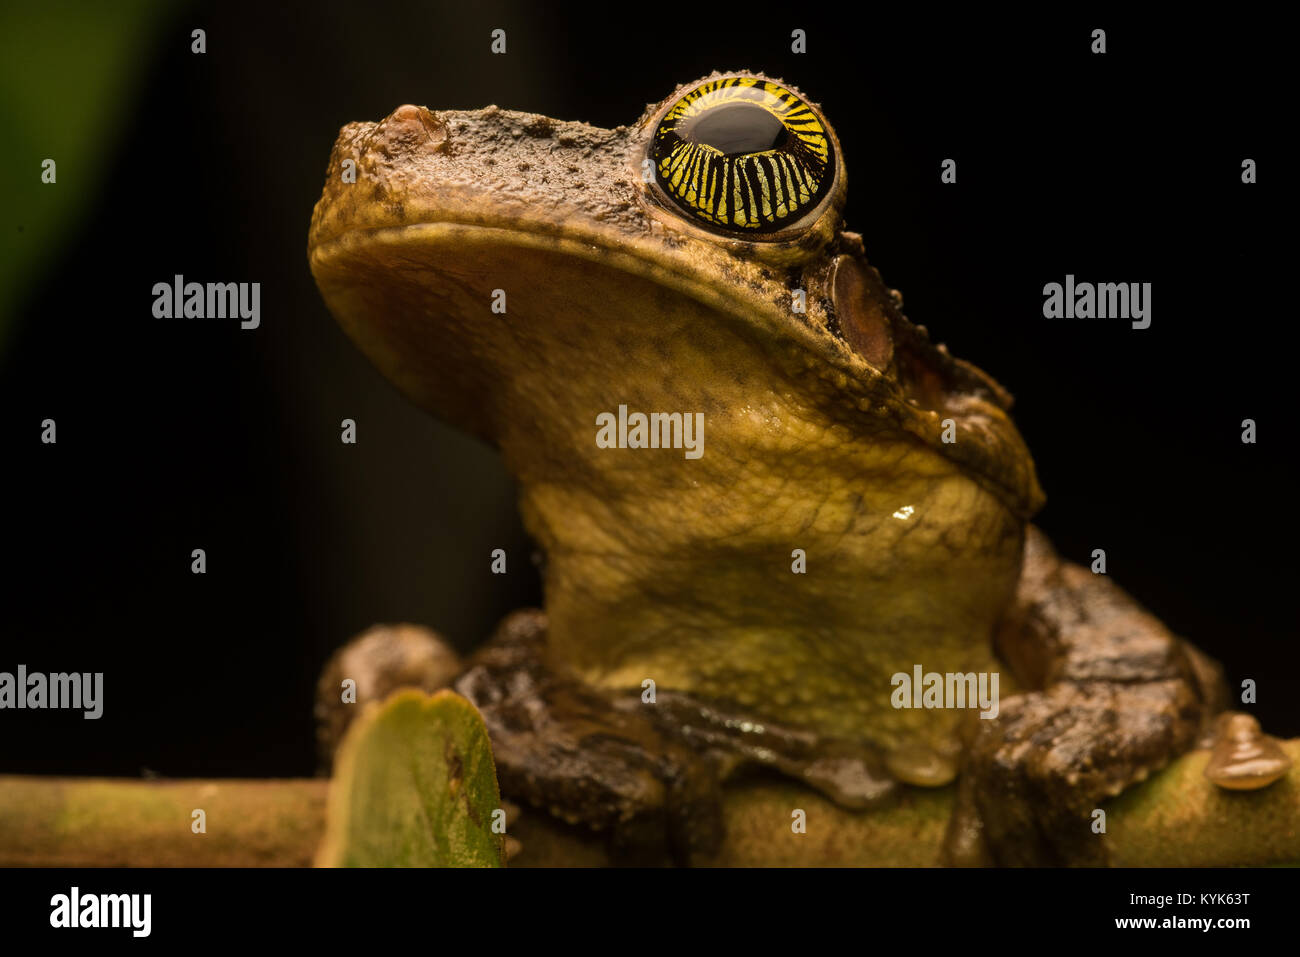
[311,218,1044,519]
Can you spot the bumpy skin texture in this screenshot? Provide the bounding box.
[308,73,1232,864]
[453,610,727,865]
[454,610,902,864]
[944,528,1225,865]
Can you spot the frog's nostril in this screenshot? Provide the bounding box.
[383,104,449,152]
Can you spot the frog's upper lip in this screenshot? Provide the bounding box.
[308,105,1046,519]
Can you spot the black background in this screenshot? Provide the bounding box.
[2,3,1294,777]
[2,866,1289,943]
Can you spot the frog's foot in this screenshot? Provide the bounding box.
[634,691,899,810]
[499,800,524,862]
[946,679,1202,866]
[454,609,897,863]
[454,609,726,864]
[944,526,1223,866]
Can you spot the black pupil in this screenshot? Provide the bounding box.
[683,103,788,156]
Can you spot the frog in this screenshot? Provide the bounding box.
[307,72,1290,865]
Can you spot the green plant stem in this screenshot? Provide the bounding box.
[1,740,1295,867]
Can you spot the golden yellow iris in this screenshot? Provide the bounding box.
[649,77,834,235]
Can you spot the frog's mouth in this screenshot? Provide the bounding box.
[308,104,1045,519]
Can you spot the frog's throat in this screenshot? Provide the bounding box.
[311,223,1028,749]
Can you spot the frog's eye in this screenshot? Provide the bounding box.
[647,76,837,238]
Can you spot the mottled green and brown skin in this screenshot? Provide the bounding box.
[308,73,1282,864]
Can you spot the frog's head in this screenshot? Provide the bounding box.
[309,73,1044,760]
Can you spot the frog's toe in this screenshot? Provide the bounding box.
[1204,712,1292,790]
[504,835,523,862]
[499,800,525,861]
[942,766,995,867]
[884,744,959,788]
[644,690,900,810]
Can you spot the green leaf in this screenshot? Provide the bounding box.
[317,689,504,867]
[0,0,177,350]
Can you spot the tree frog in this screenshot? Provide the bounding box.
[308,73,1289,865]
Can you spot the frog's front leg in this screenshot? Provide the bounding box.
[944,525,1229,866]
[315,612,728,863]
[453,609,900,864]
[453,609,729,865]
